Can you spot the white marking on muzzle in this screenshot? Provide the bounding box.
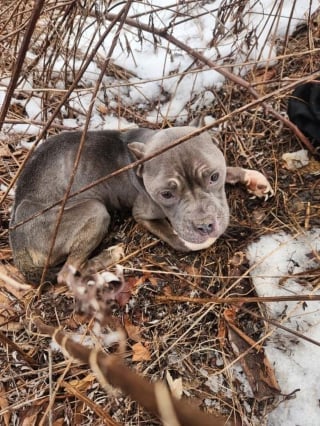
[180,237,217,251]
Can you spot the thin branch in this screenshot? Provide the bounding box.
[155,294,320,305]
[33,318,231,426]
[0,0,46,130]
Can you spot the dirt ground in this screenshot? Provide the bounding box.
[1,5,320,426]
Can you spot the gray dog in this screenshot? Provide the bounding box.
[10,126,273,284]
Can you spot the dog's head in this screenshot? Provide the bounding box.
[129,127,229,248]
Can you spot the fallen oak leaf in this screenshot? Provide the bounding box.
[67,373,96,392]
[123,316,143,342]
[114,278,134,307]
[132,342,151,362]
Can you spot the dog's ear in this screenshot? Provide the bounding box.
[128,142,145,159]
[128,142,145,177]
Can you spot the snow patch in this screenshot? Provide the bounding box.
[247,229,320,426]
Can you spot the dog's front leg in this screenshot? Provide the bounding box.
[133,195,190,251]
[137,217,191,252]
[226,167,274,200]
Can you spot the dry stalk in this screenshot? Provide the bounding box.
[0,0,45,130]
[33,317,231,426]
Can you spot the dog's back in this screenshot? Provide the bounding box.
[10,129,149,283]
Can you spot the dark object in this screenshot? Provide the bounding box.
[287,78,320,148]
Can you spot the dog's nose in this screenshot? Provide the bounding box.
[196,223,214,235]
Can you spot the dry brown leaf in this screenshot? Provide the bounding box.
[53,419,65,426]
[184,264,201,285]
[19,397,50,426]
[124,316,143,342]
[0,283,25,332]
[163,285,173,296]
[96,104,108,115]
[132,342,151,362]
[128,271,159,289]
[20,406,42,426]
[116,278,135,307]
[217,317,227,346]
[0,146,11,157]
[67,373,96,392]
[127,273,150,289]
[0,321,24,332]
[148,275,158,286]
[223,306,238,323]
[184,265,199,276]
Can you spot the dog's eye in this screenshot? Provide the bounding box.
[210,172,219,183]
[161,190,173,199]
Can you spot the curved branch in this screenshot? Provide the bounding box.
[33,318,231,426]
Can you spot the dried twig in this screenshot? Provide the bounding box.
[0,0,45,130]
[33,317,230,426]
[155,294,320,305]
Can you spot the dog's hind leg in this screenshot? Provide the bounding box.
[11,199,112,284]
[54,199,119,284]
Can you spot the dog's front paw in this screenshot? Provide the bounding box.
[244,170,274,200]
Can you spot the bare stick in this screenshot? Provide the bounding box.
[33,318,231,426]
[155,294,320,305]
[0,0,45,130]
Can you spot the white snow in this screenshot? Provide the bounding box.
[1,1,317,135]
[247,229,320,426]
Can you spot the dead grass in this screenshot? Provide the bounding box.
[0,1,320,425]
